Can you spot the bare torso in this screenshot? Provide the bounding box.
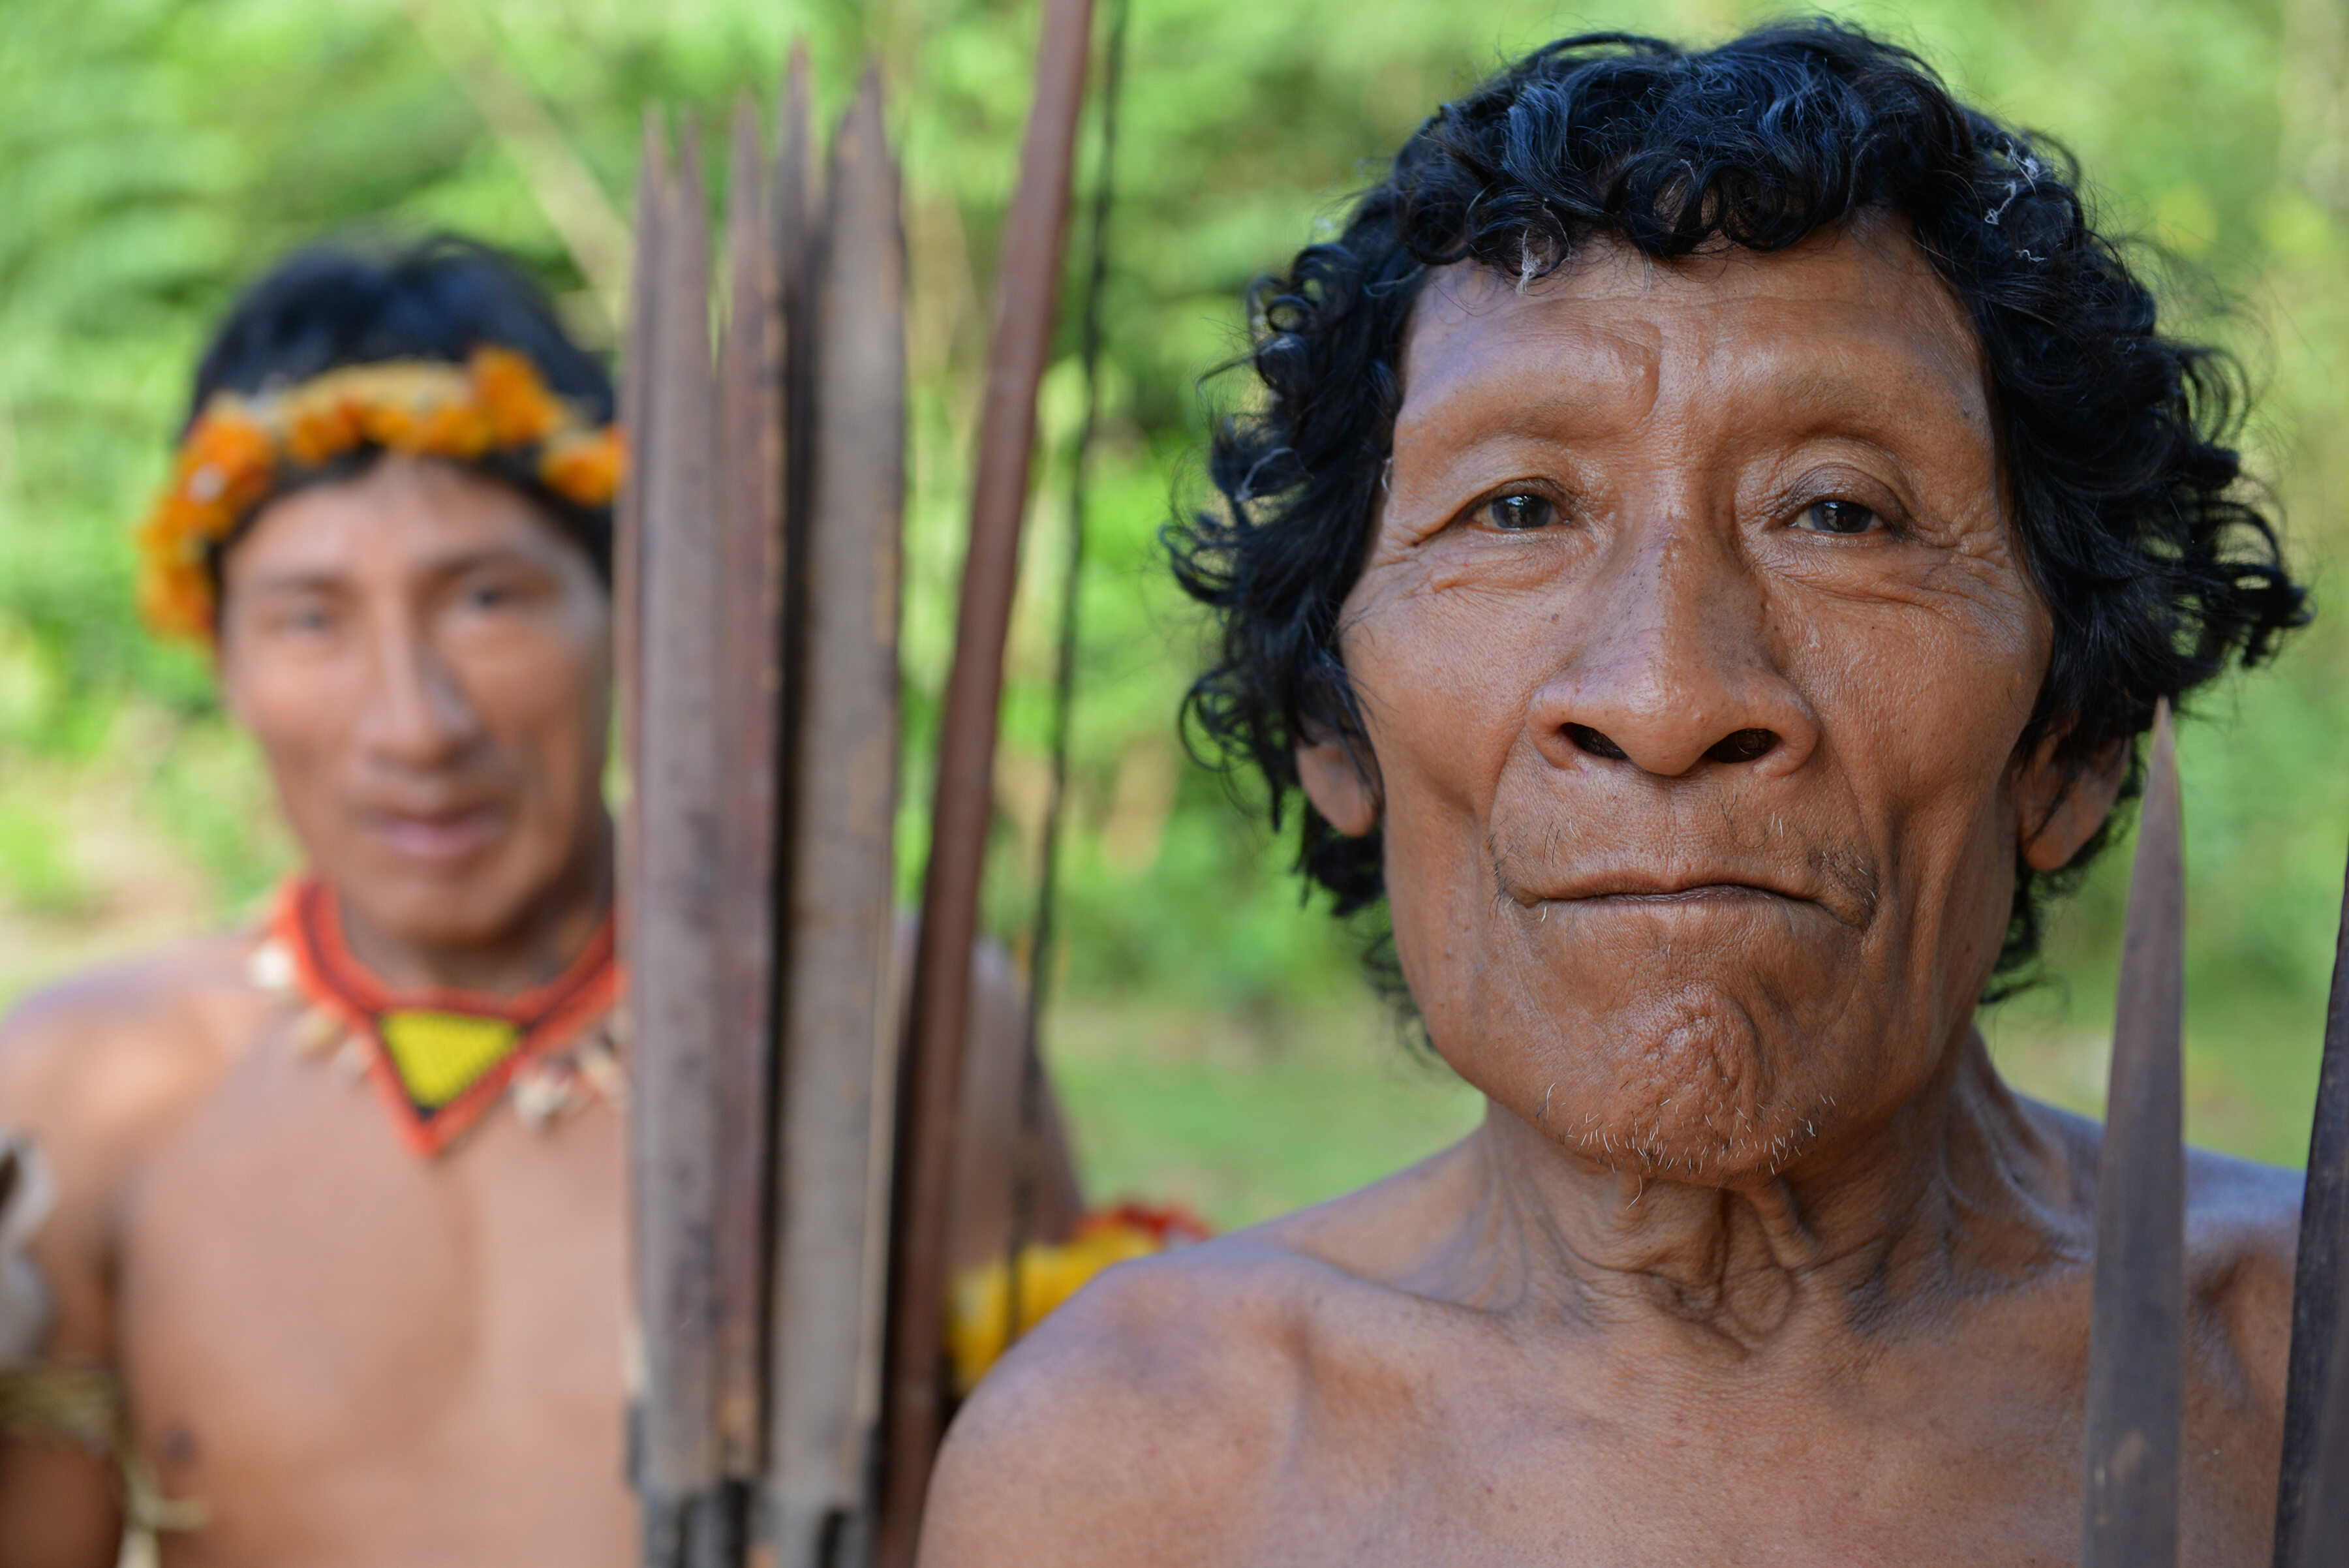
[927,1085,2299,1567]
[0,930,633,1568]
[1,919,1066,1568]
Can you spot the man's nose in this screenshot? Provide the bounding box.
[355,613,485,769]
[1527,516,1819,780]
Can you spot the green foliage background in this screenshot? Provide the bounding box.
[2,0,2345,1221]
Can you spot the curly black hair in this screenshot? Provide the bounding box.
[1171,18,2309,979]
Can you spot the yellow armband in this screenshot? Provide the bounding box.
[0,1361,119,1451]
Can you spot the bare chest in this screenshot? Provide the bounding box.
[1244,1307,2279,1567]
[114,1037,633,1567]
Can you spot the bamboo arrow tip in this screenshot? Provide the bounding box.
[2141,697,2182,868]
[852,61,887,127]
[639,102,669,166]
[780,40,814,164]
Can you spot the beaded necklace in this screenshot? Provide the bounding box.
[248,877,624,1157]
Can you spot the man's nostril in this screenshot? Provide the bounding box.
[1565,724,1629,760]
[1706,728,1778,764]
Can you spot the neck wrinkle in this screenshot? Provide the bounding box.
[1455,1030,2076,1359]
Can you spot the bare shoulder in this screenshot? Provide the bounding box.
[2183,1139,2303,1411]
[0,931,272,1364]
[2030,1093,2301,1393]
[0,930,271,1173]
[922,1139,1484,1567]
[2184,1139,2302,1259]
[922,1238,1312,1567]
[0,930,261,1081]
[2025,1098,2299,1280]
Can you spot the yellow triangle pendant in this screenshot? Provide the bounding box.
[378,1010,522,1110]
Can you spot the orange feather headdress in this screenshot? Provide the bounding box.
[134,346,625,641]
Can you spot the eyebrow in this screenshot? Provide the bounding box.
[239,546,553,597]
[415,546,554,579]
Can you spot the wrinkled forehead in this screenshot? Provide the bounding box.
[1395,223,1994,464]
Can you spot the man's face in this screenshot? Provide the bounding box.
[217,454,612,953]
[1312,226,2074,1188]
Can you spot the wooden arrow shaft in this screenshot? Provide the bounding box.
[2081,701,2185,1568]
[713,91,788,1483]
[628,103,794,1564]
[630,115,729,1501]
[765,65,908,1568]
[878,0,1097,1560]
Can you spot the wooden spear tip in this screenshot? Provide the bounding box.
[639,104,677,187]
[2144,696,2181,829]
[828,84,865,173]
[728,95,765,213]
[622,104,668,477]
[674,111,705,190]
[778,38,813,160]
[773,59,808,189]
[636,104,673,206]
[835,61,894,169]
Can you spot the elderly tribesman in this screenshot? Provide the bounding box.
[0,238,1079,1567]
[927,21,2313,1566]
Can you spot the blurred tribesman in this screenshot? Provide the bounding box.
[0,238,1076,1567]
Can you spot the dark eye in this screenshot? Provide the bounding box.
[274,601,336,637]
[1796,499,1881,536]
[1483,492,1557,532]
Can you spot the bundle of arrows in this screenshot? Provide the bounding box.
[615,2,1092,1565]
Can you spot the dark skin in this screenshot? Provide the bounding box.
[922,226,2299,1565]
[0,455,1077,1565]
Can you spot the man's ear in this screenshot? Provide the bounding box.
[2016,733,2130,873]
[1296,730,1378,838]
